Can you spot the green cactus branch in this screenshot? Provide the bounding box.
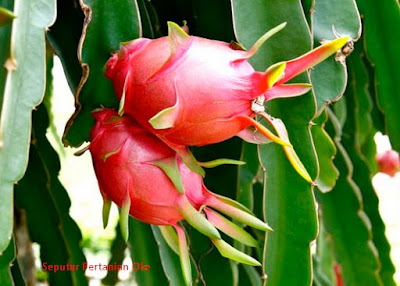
[0,0,13,114]
[128,219,169,285]
[312,110,339,193]
[0,239,16,284]
[152,226,188,286]
[357,0,400,151]
[232,1,320,285]
[342,47,396,286]
[14,141,79,285]
[309,0,361,113]
[317,109,382,286]
[102,224,127,285]
[0,0,56,253]
[313,223,336,285]
[56,0,142,147]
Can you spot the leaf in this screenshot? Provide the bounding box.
[316,109,382,286]
[9,53,86,286]
[128,219,168,286]
[346,48,373,149]
[0,239,15,285]
[151,226,187,286]
[357,0,400,151]
[46,0,84,93]
[14,144,75,285]
[237,143,259,211]
[342,46,396,286]
[312,257,332,286]
[231,1,318,285]
[312,110,339,193]
[0,0,13,117]
[175,225,192,286]
[314,221,336,286]
[310,0,361,113]
[192,0,236,42]
[312,0,361,40]
[185,224,235,286]
[301,0,312,25]
[102,224,127,286]
[0,0,56,253]
[363,55,386,135]
[332,94,347,127]
[234,142,263,284]
[9,255,24,285]
[0,6,15,26]
[361,131,378,175]
[342,138,396,286]
[351,44,378,173]
[310,56,348,113]
[137,0,157,38]
[58,0,142,146]
[240,264,262,286]
[32,57,88,285]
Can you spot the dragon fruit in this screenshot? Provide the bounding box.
[376,150,399,177]
[105,22,348,182]
[89,108,271,285]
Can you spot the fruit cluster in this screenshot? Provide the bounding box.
[88,22,347,284]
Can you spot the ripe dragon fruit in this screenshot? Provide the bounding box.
[105,22,349,182]
[376,149,400,177]
[89,108,271,285]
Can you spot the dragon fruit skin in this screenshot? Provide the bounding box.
[89,108,204,225]
[105,22,348,148]
[89,109,271,280]
[105,30,256,147]
[88,108,273,284]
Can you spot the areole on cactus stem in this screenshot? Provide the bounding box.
[88,108,271,285]
[105,22,349,183]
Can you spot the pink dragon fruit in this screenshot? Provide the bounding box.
[376,150,400,177]
[89,108,270,285]
[105,22,348,182]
